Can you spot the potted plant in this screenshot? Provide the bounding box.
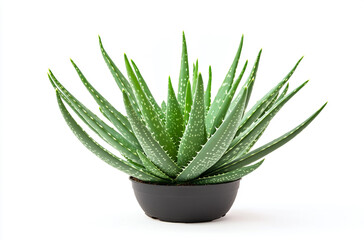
[48,33,326,223]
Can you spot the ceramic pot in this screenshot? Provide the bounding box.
[130,177,240,223]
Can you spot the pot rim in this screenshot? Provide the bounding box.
[129,176,241,187]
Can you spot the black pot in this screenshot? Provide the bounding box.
[130,177,241,223]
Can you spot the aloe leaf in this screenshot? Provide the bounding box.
[131,60,165,121]
[177,32,190,111]
[208,34,244,122]
[235,84,288,153]
[209,102,327,175]
[161,100,167,115]
[231,94,280,153]
[235,124,269,159]
[183,79,193,125]
[48,71,142,164]
[230,95,277,148]
[192,160,264,184]
[124,54,178,160]
[204,65,212,114]
[277,82,289,102]
[235,57,303,138]
[249,83,289,149]
[136,150,172,181]
[122,90,181,177]
[98,36,140,115]
[175,86,248,182]
[228,50,262,116]
[231,83,290,148]
[206,60,248,135]
[177,74,207,167]
[192,59,199,94]
[260,92,279,116]
[245,50,261,107]
[233,90,276,142]
[166,77,184,146]
[54,90,163,182]
[99,107,110,121]
[256,83,289,122]
[238,80,285,155]
[70,60,141,150]
[236,89,286,151]
[212,80,309,170]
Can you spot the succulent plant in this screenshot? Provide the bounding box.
[48,33,326,185]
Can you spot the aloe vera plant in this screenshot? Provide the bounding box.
[49,33,326,185]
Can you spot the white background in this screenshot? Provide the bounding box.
[1,0,363,239]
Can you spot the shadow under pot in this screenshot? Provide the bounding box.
[130,177,241,223]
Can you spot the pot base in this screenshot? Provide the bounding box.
[130,177,240,223]
[145,213,227,223]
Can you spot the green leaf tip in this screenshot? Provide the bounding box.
[178,30,190,110]
[210,101,328,175]
[320,101,328,109]
[54,90,161,182]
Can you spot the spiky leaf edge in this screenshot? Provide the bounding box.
[208,102,327,175]
[54,90,163,182]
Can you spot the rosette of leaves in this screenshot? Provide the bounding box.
[48,33,326,184]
